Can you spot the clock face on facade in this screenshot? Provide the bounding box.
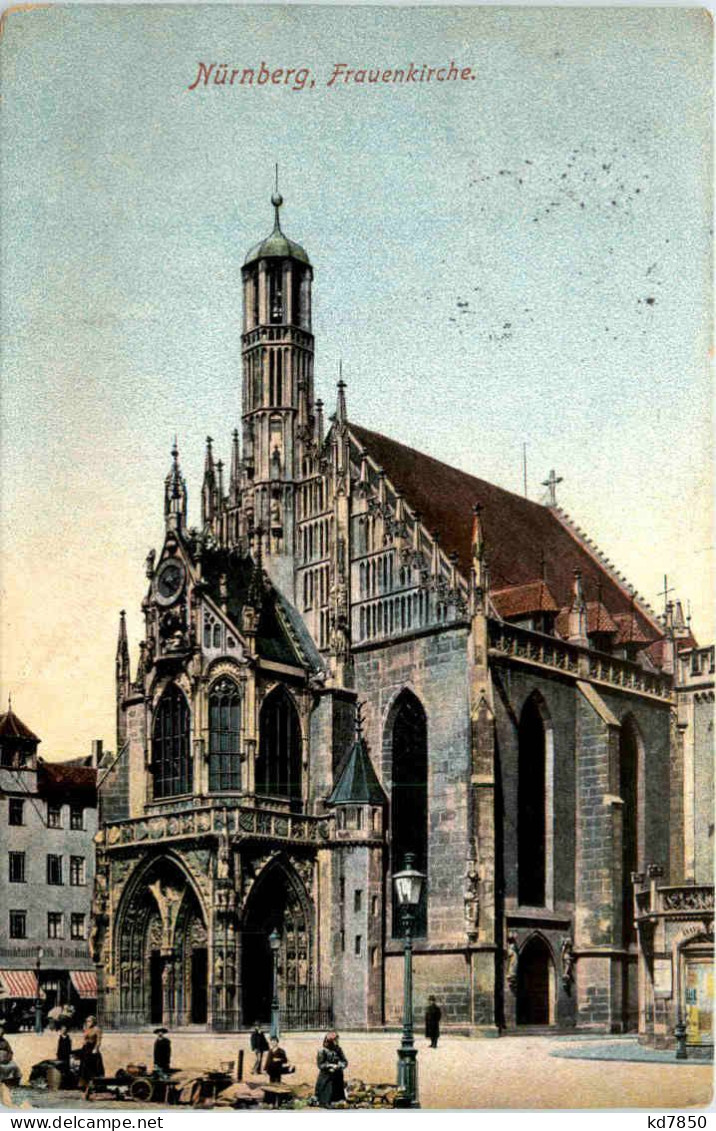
[155,559,185,606]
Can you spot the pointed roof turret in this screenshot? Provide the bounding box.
[0,703,40,743]
[164,438,188,532]
[202,436,216,526]
[327,706,386,807]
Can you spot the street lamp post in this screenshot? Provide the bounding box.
[269,928,281,1040]
[34,946,44,1034]
[393,853,425,1108]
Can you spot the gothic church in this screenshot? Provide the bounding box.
[97,192,683,1035]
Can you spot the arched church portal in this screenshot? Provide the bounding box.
[516,935,555,1026]
[116,857,208,1028]
[241,858,314,1028]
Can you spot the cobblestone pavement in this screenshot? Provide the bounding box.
[1,1030,712,1111]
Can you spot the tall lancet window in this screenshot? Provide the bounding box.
[257,686,302,802]
[209,677,242,792]
[619,716,641,946]
[152,685,191,799]
[517,694,552,907]
[390,690,428,937]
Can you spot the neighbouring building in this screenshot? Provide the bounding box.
[95,191,702,1036]
[0,706,99,1022]
[634,615,714,1057]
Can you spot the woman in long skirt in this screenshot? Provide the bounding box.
[78,1016,104,1088]
[314,1032,347,1107]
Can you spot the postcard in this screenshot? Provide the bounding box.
[0,2,712,1116]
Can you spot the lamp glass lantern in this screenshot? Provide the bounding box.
[393,854,425,910]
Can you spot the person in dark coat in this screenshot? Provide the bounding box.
[56,1025,73,1088]
[250,1022,269,1073]
[425,996,441,1048]
[153,1028,172,1074]
[314,1032,347,1107]
[264,1036,295,1085]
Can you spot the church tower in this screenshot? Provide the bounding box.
[239,190,314,596]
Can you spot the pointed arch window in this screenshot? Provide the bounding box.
[390,690,428,937]
[517,694,553,908]
[257,686,302,803]
[619,716,641,946]
[209,677,242,792]
[152,685,191,799]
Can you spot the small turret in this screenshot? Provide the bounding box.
[327,705,386,837]
[202,436,216,528]
[116,609,130,693]
[164,439,188,534]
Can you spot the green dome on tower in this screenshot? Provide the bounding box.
[244,192,311,267]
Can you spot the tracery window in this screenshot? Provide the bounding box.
[209,677,242,792]
[152,685,192,799]
[256,686,302,802]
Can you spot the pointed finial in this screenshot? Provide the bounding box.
[271,166,283,232]
[336,374,347,425]
[355,701,365,737]
[7,692,12,713]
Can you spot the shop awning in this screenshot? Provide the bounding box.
[0,970,39,998]
[69,970,97,999]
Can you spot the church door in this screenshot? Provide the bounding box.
[190,949,208,1024]
[516,936,553,1025]
[241,859,313,1027]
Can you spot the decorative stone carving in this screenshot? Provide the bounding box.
[148,880,183,946]
[216,830,232,882]
[506,934,519,993]
[561,937,575,991]
[463,852,480,942]
[663,887,714,912]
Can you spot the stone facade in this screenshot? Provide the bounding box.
[97,191,694,1036]
[634,642,714,1055]
[0,710,98,1019]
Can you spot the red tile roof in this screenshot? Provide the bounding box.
[491,580,559,619]
[612,612,654,646]
[0,708,40,742]
[37,759,97,800]
[555,601,619,639]
[349,423,661,643]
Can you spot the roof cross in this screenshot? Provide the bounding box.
[542,469,563,507]
[657,574,675,615]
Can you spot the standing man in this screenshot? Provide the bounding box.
[425,995,441,1048]
[153,1028,172,1075]
[250,1022,268,1074]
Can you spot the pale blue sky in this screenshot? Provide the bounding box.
[0,5,712,756]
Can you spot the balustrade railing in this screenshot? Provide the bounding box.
[488,620,581,674]
[104,803,330,849]
[488,620,672,699]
